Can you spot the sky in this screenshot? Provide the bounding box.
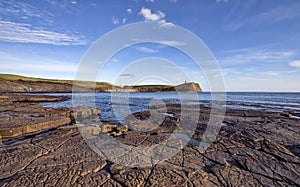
[0,0,300,92]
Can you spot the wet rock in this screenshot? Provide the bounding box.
[0,94,102,139]
[0,95,300,186]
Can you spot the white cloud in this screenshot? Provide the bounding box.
[0,20,86,45]
[139,7,165,21]
[217,0,228,3]
[138,7,175,29]
[170,0,178,3]
[122,18,127,24]
[127,8,133,14]
[136,46,158,53]
[0,1,87,46]
[112,17,119,24]
[146,0,154,3]
[259,71,279,76]
[289,60,300,68]
[158,19,175,29]
[156,40,186,47]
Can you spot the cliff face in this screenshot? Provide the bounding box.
[0,78,110,93]
[175,82,202,92]
[0,78,86,93]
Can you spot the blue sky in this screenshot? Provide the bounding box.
[0,0,300,91]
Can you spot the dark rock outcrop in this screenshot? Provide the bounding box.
[0,95,299,186]
[0,78,99,93]
[0,94,99,138]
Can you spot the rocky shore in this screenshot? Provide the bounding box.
[0,94,299,186]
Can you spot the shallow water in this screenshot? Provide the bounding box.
[36,92,300,123]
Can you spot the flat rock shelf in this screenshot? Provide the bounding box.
[0,94,299,186]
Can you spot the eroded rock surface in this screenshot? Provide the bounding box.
[0,94,100,138]
[0,96,299,186]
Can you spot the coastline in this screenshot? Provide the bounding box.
[0,93,299,186]
[0,74,202,93]
[1,0,299,186]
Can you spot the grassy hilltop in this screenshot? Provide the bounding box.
[0,74,202,93]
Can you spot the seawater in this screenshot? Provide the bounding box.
[37,92,300,123]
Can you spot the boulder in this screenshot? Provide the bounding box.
[102,124,117,133]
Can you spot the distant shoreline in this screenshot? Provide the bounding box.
[0,73,202,93]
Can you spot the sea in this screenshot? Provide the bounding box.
[36,92,300,124]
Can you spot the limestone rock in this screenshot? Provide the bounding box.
[0,95,299,186]
[102,124,117,133]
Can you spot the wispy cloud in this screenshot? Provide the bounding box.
[259,71,279,76]
[156,40,186,47]
[224,1,300,31]
[158,20,174,29]
[0,1,87,45]
[136,46,158,53]
[0,51,78,74]
[0,0,54,20]
[289,60,300,68]
[232,76,270,81]
[170,0,178,3]
[256,2,300,23]
[120,73,135,78]
[131,39,185,47]
[145,0,154,3]
[217,0,228,3]
[139,7,165,21]
[0,20,87,45]
[45,0,81,14]
[219,48,294,65]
